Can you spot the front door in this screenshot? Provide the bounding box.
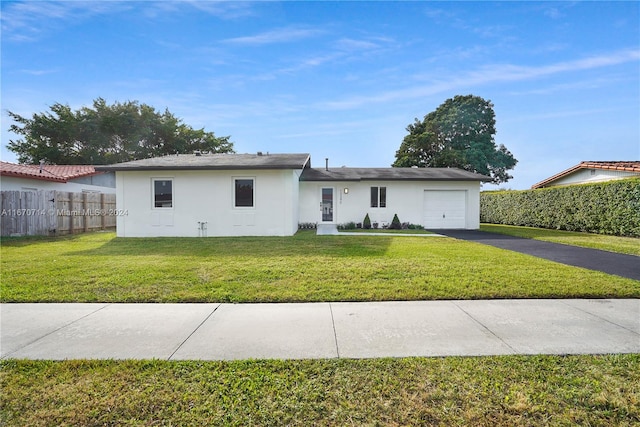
[321,188,334,222]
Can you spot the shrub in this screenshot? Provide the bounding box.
[480,178,640,237]
[338,222,357,230]
[363,214,371,229]
[390,214,402,230]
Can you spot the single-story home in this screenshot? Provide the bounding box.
[96,153,491,237]
[531,161,640,189]
[0,161,116,194]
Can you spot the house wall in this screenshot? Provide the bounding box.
[299,180,481,229]
[115,169,300,237]
[0,176,116,194]
[548,169,640,187]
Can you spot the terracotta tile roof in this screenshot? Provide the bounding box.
[531,161,640,189]
[0,161,100,183]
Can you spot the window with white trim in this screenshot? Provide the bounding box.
[153,179,173,208]
[234,178,254,208]
[370,186,386,208]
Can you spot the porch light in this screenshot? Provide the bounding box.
[343,188,349,194]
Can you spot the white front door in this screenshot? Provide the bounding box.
[321,187,334,222]
[423,190,467,229]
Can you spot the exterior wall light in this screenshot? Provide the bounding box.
[343,188,349,194]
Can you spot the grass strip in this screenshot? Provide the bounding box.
[1,231,638,302]
[1,355,638,426]
[480,224,640,256]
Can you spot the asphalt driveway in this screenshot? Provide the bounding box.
[437,230,640,281]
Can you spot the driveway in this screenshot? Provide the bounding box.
[437,230,640,281]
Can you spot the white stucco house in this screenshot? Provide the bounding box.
[96,153,491,237]
[0,161,116,194]
[531,161,640,189]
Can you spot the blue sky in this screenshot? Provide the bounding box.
[1,1,638,189]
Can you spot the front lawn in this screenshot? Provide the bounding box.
[1,355,638,426]
[1,231,638,302]
[481,224,640,256]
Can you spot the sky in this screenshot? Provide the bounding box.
[1,1,639,190]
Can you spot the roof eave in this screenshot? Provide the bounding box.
[0,171,68,183]
[97,165,307,172]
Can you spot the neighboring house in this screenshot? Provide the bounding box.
[96,153,491,237]
[0,161,116,194]
[531,161,640,189]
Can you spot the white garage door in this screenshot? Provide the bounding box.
[423,190,467,229]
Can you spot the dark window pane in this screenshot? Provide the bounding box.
[235,179,254,207]
[154,180,172,208]
[380,187,386,208]
[370,186,378,208]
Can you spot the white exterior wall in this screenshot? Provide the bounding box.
[549,169,640,187]
[299,180,481,229]
[0,176,116,194]
[116,169,299,237]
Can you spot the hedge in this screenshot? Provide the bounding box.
[480,178,640,237]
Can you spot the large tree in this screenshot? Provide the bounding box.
[7,98,234,164]
[393,95,517,184]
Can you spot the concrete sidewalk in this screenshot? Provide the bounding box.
[1,300,638,360]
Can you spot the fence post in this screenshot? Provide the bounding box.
[83,192,89,232]
[101,193,106,230]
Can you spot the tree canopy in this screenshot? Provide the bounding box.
[393,95,517,184]
[7,98,234,165]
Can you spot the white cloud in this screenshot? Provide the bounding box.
[318,48,640,110]
[1,1,130,42]
[222,27,325,46]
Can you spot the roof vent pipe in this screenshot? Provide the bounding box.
[325,158,329,171]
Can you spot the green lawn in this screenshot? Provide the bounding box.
[1,230,638,302]
[481,224,640,256]
[2,355,638,426]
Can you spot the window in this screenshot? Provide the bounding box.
[235,178,254,207]
[370,186,386,208]
[153,179,173,208]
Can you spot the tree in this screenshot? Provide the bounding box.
[7,98,234,164]
[393,95,517,184]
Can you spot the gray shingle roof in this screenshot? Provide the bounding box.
[95,153,311,171]
[300,167,492,182]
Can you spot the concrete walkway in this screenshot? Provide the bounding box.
[2,299,638,360]
[438,230,640,281]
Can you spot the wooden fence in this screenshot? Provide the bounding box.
[1,190,116,237]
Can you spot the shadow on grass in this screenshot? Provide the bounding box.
[64,231,395,258]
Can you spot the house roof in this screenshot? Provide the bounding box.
[0,161,101,183]
[300,167,492,182]
[531,161,640,189]
[95,153,311,171]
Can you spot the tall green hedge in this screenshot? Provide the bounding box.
[480,178,640,237]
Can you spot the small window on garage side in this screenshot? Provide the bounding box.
[370,186,386,208]
[235,178,254,208]
[153,179,173,208]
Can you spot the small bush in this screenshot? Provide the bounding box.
[338,222,357,230]
[363,214,371,229]
[390,214,401,230]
